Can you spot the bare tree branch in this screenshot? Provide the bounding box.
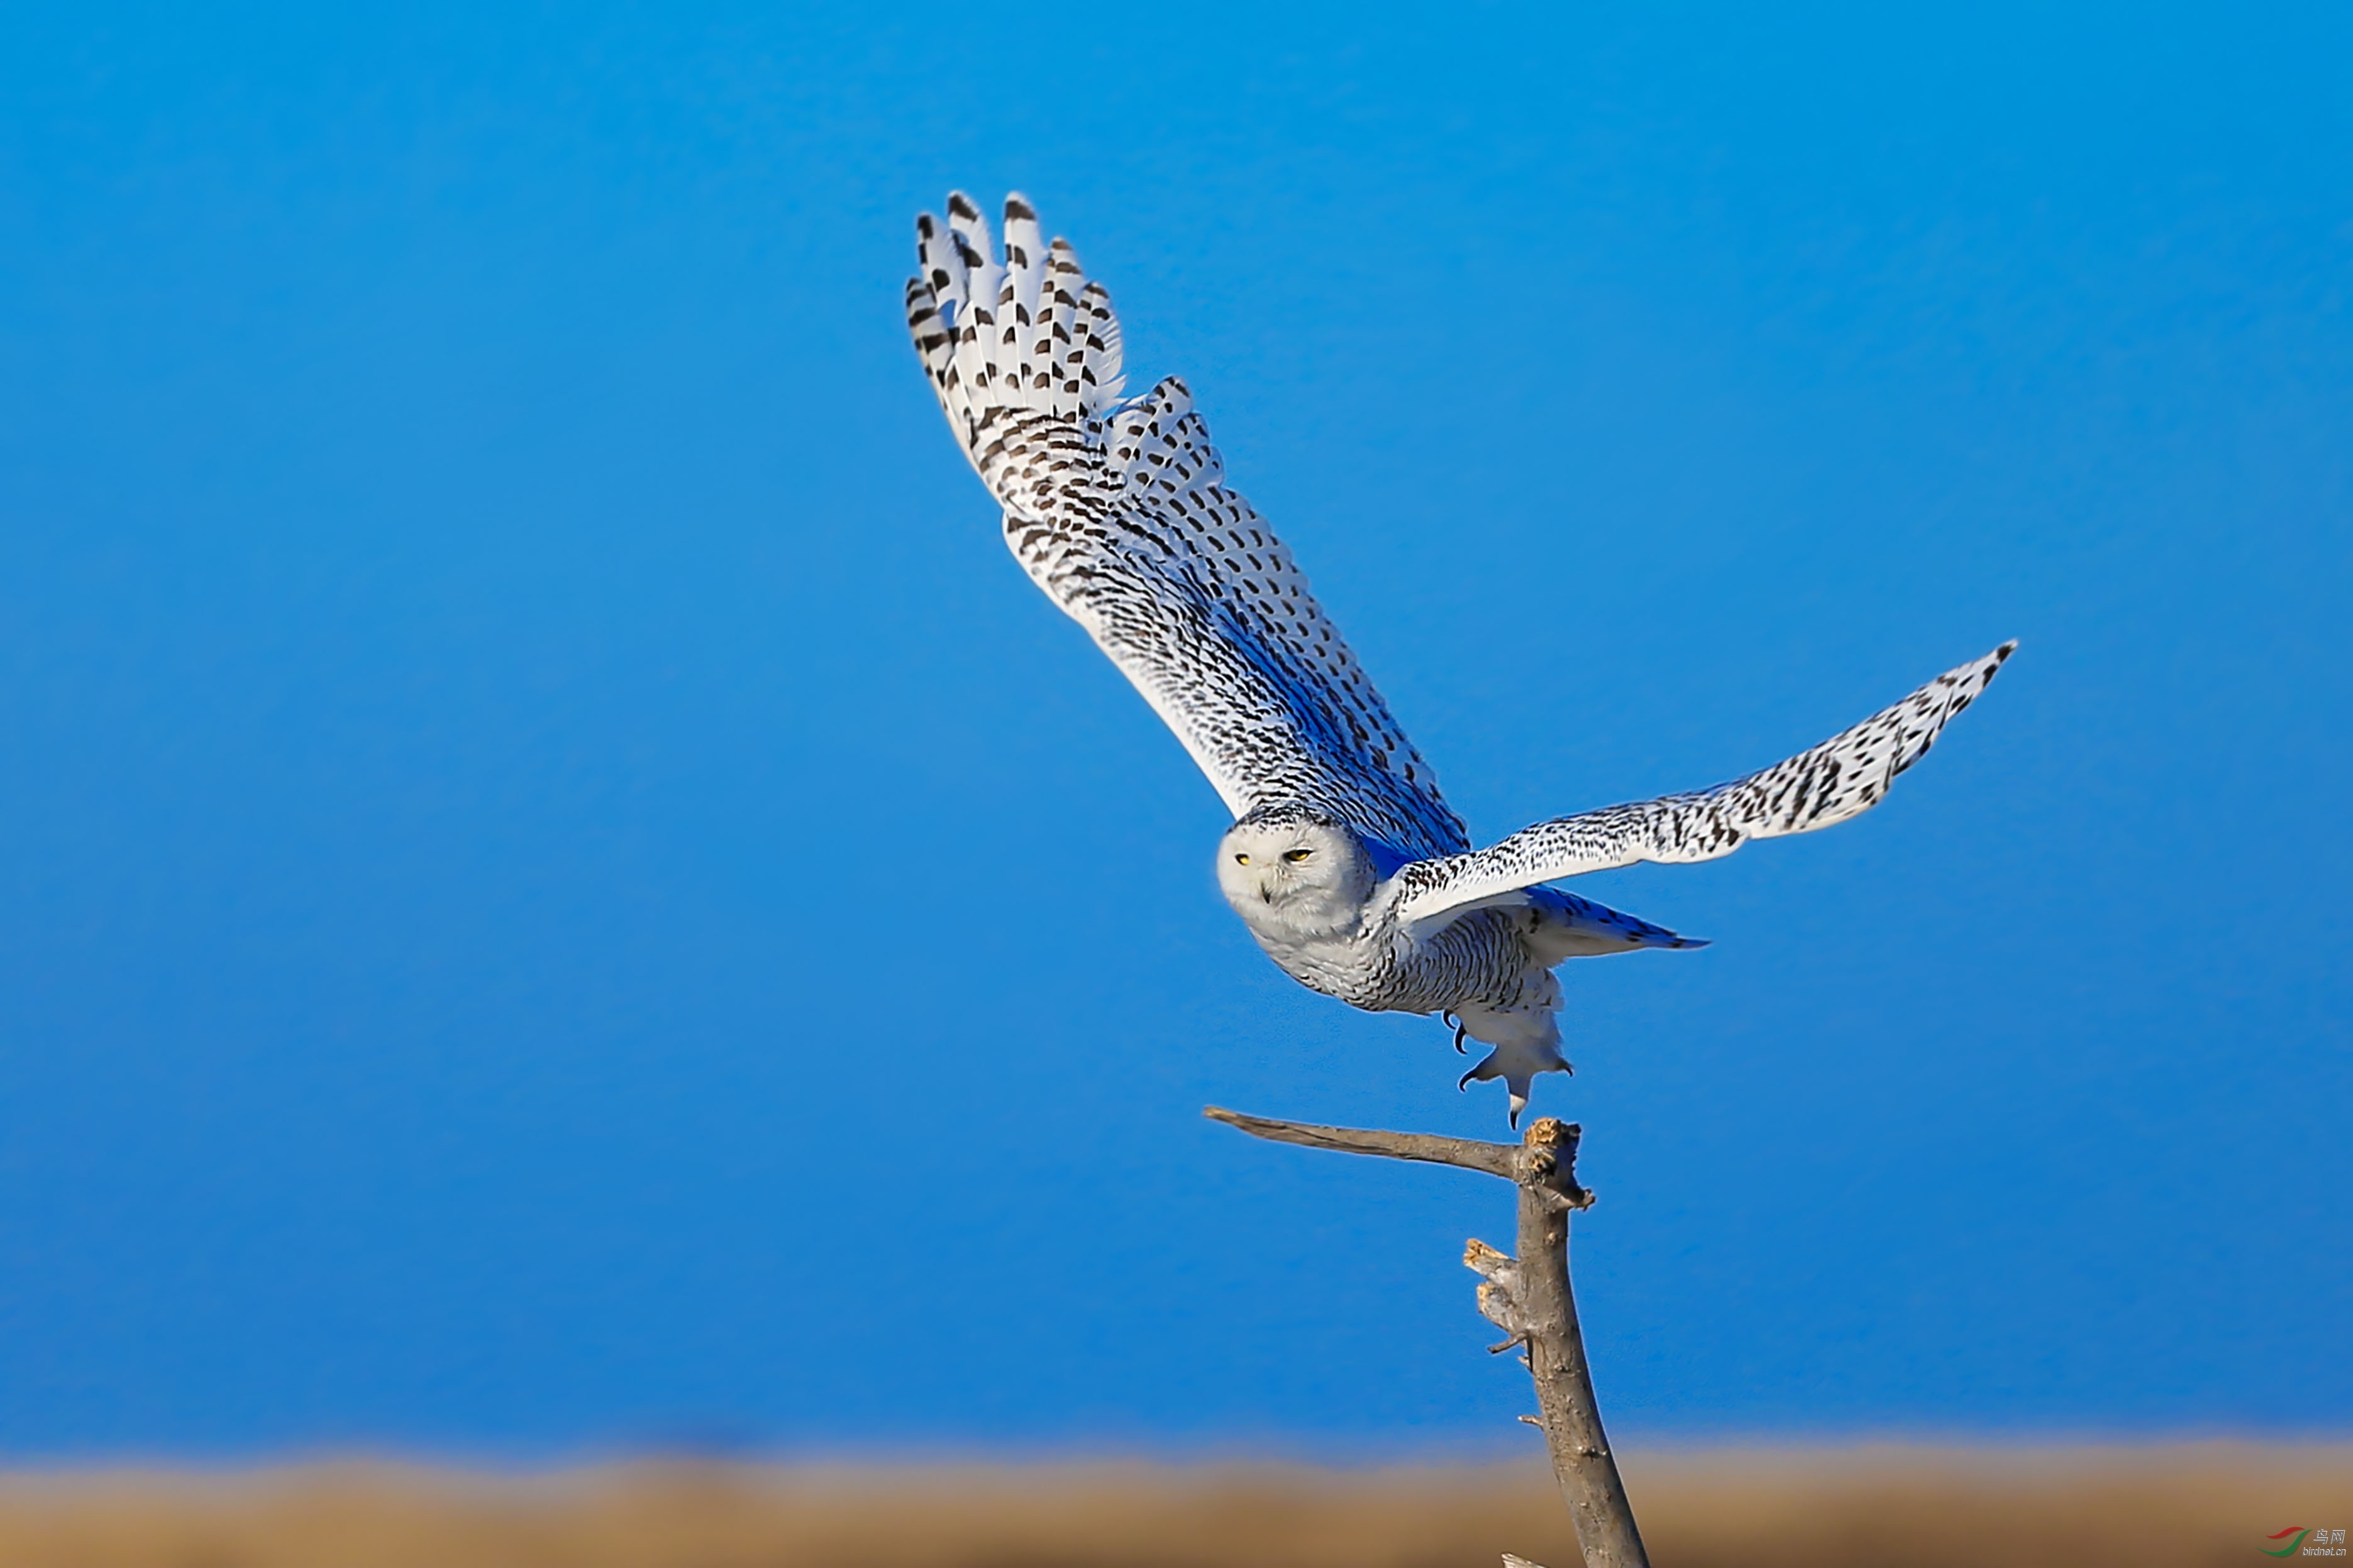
[1205,1105,1647,1568]
[1202,1106,1519,1179]
[1505,1137,1644,1568]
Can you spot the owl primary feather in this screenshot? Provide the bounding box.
[904,192,2013,1122]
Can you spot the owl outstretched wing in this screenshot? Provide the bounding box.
[904,192,1467,859]
[1388,643,2015,935]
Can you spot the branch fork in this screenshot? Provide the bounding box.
[1205,1106,1648,1568]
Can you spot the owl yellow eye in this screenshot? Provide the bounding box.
[1234,853,1251,865]
[1283,848,1313,863]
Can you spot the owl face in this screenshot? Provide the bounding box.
[1215,815,1376,936]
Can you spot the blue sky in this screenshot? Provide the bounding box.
[1,3,2346,1455]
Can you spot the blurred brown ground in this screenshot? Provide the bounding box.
[0,1444,2345,1568]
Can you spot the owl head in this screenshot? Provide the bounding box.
[1215,803,1376,937]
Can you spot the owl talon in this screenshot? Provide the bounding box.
[1442,1011,1468,1054]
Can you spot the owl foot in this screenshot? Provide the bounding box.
[1457,1038,1571,1127]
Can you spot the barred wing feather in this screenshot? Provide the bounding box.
[905,192,1467,858]
[1391,643,2016,935]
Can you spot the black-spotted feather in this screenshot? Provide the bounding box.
[1390,643,2017,934]
[903,189,2018,1123]
[904,192,1466,858]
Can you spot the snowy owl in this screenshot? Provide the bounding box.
[904,192,2013,1122]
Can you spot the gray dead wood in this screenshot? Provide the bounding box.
[1204,1106,1649,1568]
